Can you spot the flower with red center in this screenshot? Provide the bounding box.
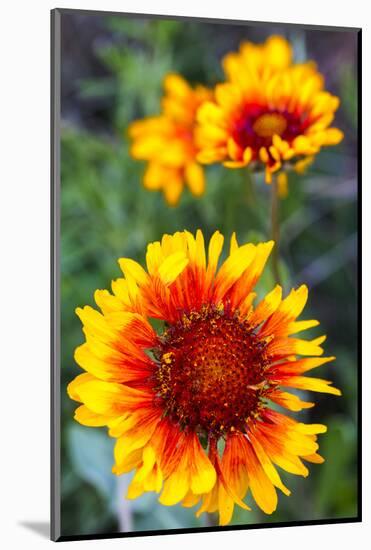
[68,229,341,525]
[128,74,212,205]
[196,36,343,183]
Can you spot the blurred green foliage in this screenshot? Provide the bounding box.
[60,13,358,536]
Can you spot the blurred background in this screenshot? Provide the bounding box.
[59,11,358,537]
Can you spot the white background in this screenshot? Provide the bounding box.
[0,0,368,547]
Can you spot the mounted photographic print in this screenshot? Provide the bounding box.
[51,8,361,542]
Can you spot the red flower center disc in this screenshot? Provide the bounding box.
[154,306,270,437]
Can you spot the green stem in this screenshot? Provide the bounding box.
[270,176,282,286]
[245,168,257,206]
[203,512,218,528]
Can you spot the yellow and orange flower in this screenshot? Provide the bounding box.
[128,74,212,206]
[196,36,343,183]
[68,229,341,525]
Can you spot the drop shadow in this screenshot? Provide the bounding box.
[19,521,50,539]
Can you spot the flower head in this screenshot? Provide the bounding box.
[68,229,340,525]
[129,74,212,205]
[196,36,343,182]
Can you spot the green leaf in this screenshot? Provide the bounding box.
[67,424,116,503]
[314,418,357,517]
